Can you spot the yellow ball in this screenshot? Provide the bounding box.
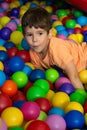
[52,28,57,37]
[0,61,4,71]
[52,20,63,28]
[76,33,84,43]
[46,90,55,102]
[68,34,78,43]
[65,101,84,114]
[85,113,87,125]
[45,6,53,13]
[79,69,87,84]
[51,92,70,109]
[0,16,10,27]
[10,31,23,45]
[1,107,23,127]
[0,46,7,51]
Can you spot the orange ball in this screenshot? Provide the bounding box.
[1,80,18,97]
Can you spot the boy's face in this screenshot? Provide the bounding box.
[24,26,52,56]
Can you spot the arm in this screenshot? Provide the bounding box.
[64,60,84,89]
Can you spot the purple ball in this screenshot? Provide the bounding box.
[0,27,12,40]
[58,83,75,95]
[66,28,75,34]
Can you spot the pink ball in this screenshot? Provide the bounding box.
[55,77,71,90]
[20,101,40,121]
[57,34,67,40]
[0,118,7,130]
[6,22,17,31]
[46,114,66,130]
[1,2,9,10]
[0,12,4,17]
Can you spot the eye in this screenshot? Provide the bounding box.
[39,32,43,35]
[25,33,32,37]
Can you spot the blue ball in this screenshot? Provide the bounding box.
[0,70,6,87]
[21,39,30,50]
[13,100,25,108]
[8,56,24,72]
[48,107,65,117]
[77,16,87,26]
[0,51,8,62]
[64,110,85,129]
[4,41,16,49]
[22,65,32,76]
[29,69,46,82]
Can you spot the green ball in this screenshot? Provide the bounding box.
[75,89,87,99]
[65,19,76,29]
[73,10,83,18]
[34,79,50,94]
[57,9,68,18]
[26,86,46,101]
[45,68,60,83]
[37,110,47,120]
[11,71,28,88]
[70,91,86,105]
[8,126,24,130]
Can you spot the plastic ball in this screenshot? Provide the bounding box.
[21,39,30,50]
[48,107,65,117]
[7,47,18,58]
[26,86,46,101]
[57,34,67,40]
[51,92,70,109]
[1,107,23,127]
[29,69,46,82]
[46,90,55,101]
[34,79,50,94]
[0,27,12,40]
[1,2,9,10]
[37,110,47,121]
[4,60,13,76]
[8,126,24,130]
[57,9,68,18]
[11,7,19,17]
[22,65,32,76]
[55,77,71,90]
[35,98,52,113]
[77,16,87,26]
[46,114,66,130]
[13,100,25,109]
[16,50,30,62]
[0,93,12,114]
[68,34,78,43]
[6,21,17,31]
[1,80,18,97]
[8,56,24,72]
[11,71,28,88]
[58,83,75,95]
[0,16,10,26]
[73,10,83,18]
[4,41,16,49]
[65,101,84,114]
[64,110,85,129]
[0,70,6,86]
[70,91,86,105]
[45,68,60,83]
[10,31,23,45]
[0,61,4,70]
[0,118,7,130]
[65,19,76,29]
[26,120,50,130]
[79,69,87,84]
[20,101,40,121]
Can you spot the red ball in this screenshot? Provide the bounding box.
[7,47,18,58]
[0,93,12,114]
[84,101,87,113]
[74,27,82,33]
[26,120,50,130]
[16,50,30,62]
[35,97,52,113]
[62,15,74,25]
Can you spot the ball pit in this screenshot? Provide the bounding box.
[0,0,87,129]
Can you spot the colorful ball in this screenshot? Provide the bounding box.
[1,107,23,127]
[1,80,18,97]
[0,70,6,86]
[46,114,66,130]
[10,31,23,45]
[0,16,10,26]
[26,120,50,130]
[11,71,28,88]
[79,69,87,84]
[45,68,60,83]
[65,19,76,29]
[21,101,40,121]
[8,126,24,130]
[8,56,24,72]
[64,110,85,129]
[51,92,70,109]
[0,118,7,130]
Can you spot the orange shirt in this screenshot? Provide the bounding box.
[30,37,87,72]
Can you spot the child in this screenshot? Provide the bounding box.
[22,6,87,90]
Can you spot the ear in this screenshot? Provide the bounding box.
[48,28,53,39]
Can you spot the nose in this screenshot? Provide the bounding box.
[32,34,37,42]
